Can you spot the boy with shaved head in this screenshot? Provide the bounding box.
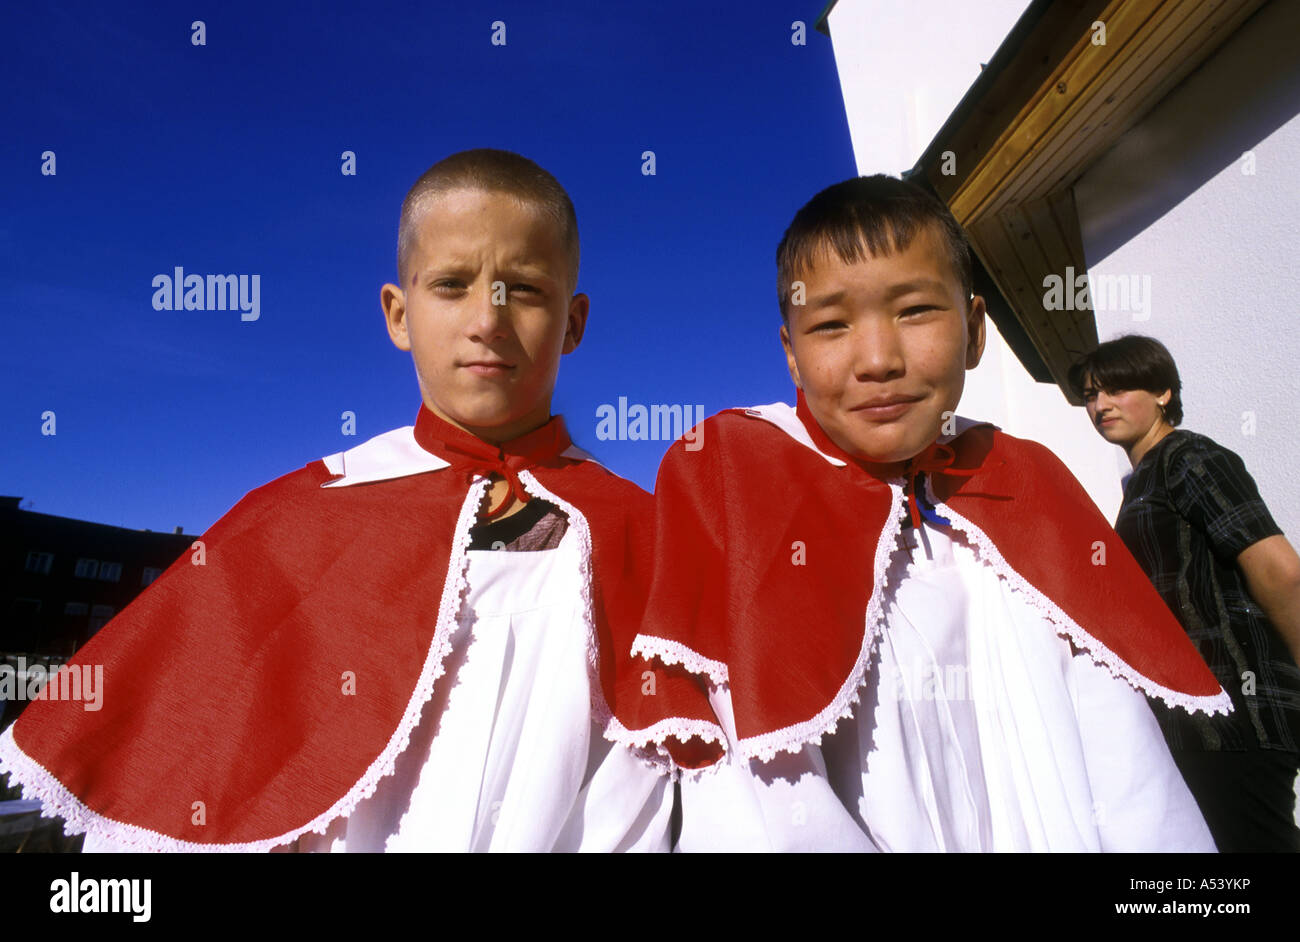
[629,174,1227,852]
[0,148,716,852]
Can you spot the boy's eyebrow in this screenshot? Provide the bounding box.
[806,278,953,309]
[417,258,474,277]
[808,289,847,310]
[883,278,952,299]
[415,261,558,284]
[502,262,559,282]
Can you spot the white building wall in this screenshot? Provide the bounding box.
[825,0,1125,517]
[1073,0,1300,539]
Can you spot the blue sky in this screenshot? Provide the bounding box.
[1,1,855,533]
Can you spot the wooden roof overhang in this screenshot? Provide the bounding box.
[905,0,1268,401]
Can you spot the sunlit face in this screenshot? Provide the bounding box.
[780,224,986,465]
[1081,373,1170,449]
[381,188,587,443]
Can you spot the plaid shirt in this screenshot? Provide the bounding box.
[1115,429,1300,752]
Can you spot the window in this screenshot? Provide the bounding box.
[25,551,54,575]
[97,562,122,583]
[74,558,99,579]
[64,602,88,616]
[141,567,163,587]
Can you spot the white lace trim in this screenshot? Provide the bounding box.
[924,478,1233,717]
[0,724,185,850]
[604,716,729,782]
[631,634,730,687]
[514,470,613,732]
[0,478,491,852]
[522,472,729,779]
[734,480,909,762]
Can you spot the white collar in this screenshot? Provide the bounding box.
[320,425,599,488]
[741,402,845,466]
[738,401,997,466]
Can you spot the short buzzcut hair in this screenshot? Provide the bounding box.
[775,173,975,323]
[397,148,580,290]
[1067,334,1184,426]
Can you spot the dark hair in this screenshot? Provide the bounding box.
[775,174,975,322]
[1067,335,1184,426]
[397,148,579,289]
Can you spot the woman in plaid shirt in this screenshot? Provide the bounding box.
[1071,335,1300,852]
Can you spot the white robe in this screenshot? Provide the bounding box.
[677,517,1216,852]
[85,524,672,853]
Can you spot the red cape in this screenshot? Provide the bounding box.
[627,395,1231,763]
[0,405,719,851]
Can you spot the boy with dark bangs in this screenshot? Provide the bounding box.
[631,174,1226,851]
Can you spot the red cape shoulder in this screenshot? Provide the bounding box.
[639,414,1231,762]
[0,449,668,848]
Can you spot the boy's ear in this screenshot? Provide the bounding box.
[780,322,803,389]
[381,283,411,352]
[562,292,590,354]
[965,295,987,369]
